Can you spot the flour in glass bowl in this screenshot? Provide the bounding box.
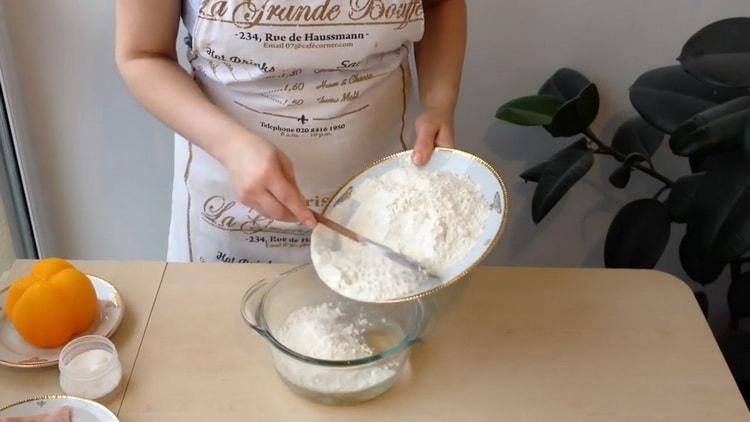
[273,302,401,395]
[311,167,490,301]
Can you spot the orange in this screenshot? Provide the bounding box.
[31,258,73,281]
[50,268,98,333]
[4,274,35,320]
[4,258,98,348]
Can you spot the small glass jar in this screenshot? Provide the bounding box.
[58,335,122,400]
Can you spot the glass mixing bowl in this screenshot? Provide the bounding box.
[241,265,425,405]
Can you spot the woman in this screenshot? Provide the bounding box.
[115,0,466,263]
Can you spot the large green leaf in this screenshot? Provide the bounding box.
[604,199,671,269]
[670,97,750,156]
[688,156,704,174]
[629,65,746,133]
[546,85,600,137]
[521,137,590,183]
[496,95,565,126]
[728,272,750,321]
[687,153,750,262]
[611,117,664,157]
[520,161,548,183]
[679,17,750,88]
[679,232,726,285]
[713,187,750,261]
[532,139,594,223]
[666,174,704,223]
[538,68,600,137]
[539,68,592,99]
[689,149,738,173]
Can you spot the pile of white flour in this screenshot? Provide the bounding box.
[274,302,399,394]
[311,167,489,301]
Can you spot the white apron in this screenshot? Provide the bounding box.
[167,0,425,263]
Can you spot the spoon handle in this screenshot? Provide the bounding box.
[310,211,361,243]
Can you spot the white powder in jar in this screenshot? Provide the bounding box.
[273,302,401,395]
[59,349,122,399]
[311,167,489,301]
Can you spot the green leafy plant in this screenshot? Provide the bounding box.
[495,17,750,325]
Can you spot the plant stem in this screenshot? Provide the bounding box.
[653,185,670,200]
[583,127,674,187]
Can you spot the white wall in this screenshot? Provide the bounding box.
[458,0,750,332]
[0,197,16,272]
[0,1,174,261]
[1,1,748,328]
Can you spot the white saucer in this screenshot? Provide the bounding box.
[0,275,124,368]
[0,395,119,421]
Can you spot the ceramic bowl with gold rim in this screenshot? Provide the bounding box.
[311,147,509,303]
[0,395,118,421]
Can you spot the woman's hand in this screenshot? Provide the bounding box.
[218,133,316,228]
[412,0,466,166]
[412,107,455,166]
[116,0,315,228]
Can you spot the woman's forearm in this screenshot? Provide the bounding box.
[415,0,467,114]
[116,54,255,163]
[409,0,467,163]
[115,0,312,224]
[115,0,258,164]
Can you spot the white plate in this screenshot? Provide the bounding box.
[0,275,124,368]
[0,395,119,421]
[314,148,509,302]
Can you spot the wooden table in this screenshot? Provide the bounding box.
[0,261,166,414]
[1,262,748,421]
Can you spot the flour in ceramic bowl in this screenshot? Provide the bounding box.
[273,302,402,395]
[311,167,489,301]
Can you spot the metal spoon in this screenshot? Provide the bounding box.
[310,210,441,287]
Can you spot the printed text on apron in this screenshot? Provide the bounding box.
[167,0,424,263]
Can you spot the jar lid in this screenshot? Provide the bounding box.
[58,335,119,381]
